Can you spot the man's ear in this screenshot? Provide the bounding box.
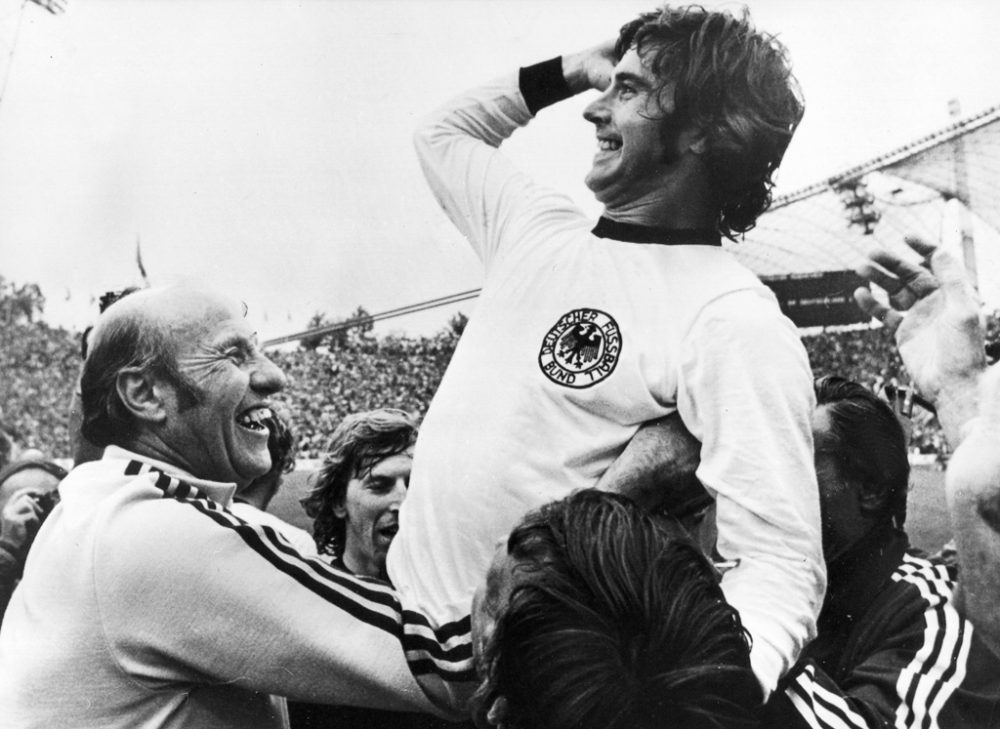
[115,368,168,426]
[332,496,348,520]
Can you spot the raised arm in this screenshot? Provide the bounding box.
[856,236,1000,656]
[412,42,615,266]
[855,236,985,444]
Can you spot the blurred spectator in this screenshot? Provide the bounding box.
[0,459,67,620]
[230,409,315,556]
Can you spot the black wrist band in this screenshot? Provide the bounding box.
[519,56,574,116]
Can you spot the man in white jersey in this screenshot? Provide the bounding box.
[393,4,824,698]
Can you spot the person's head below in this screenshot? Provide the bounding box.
[235,409,298,511]
[470,490,760,729]
[584,4,803,238]
[0,459,67,515]
[300,409,418,579]
[812,375,910,563]
[79,286,287,485]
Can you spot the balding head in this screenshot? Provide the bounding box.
[80,287,279,477]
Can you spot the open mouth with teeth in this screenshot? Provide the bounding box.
[236,406,273,434]
[598,138,622,152]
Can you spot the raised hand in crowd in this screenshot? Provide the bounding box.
[854,235,986,444]
[856,235,1000,657]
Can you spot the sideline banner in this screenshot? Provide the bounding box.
[761,270,869,328]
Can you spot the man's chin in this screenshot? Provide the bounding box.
[234,454,273,485]
[584,174,617,206]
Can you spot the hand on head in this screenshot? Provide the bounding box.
[561,39,617,95]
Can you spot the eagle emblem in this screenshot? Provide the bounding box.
[538,308,622,389]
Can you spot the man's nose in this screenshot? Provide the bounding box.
[583,89,612,126]
[389,477,408,504]
[250,354,287,395]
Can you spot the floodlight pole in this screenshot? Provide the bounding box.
[949,98,979,291]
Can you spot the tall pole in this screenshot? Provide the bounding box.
[949,98,979,290]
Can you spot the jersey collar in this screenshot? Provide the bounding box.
[592,216,721,246]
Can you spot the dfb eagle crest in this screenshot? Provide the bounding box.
[538,308,622,389]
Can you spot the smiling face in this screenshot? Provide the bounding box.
[157,293,286,485]
[582,48,693,209]
[336,449,412,579]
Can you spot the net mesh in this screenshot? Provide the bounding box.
[728,104,1000,308]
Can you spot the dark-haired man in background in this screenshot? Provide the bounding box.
[300,408,417,580]
[401,3,823,697]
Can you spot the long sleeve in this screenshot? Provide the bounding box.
[96,495,471,716]
[677,289,825,696]
[412,62,584,271]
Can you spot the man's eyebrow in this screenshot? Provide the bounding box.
[215,333,252,350]
[613,70,651,88]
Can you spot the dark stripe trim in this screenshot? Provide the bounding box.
[404,610,472,644]
[787,672,813,707]
[592,217,722,246]
[895,557,964,729]
[124,460,143,476]
[153,472,173,497]
[808,681,862,728]
[406,658,476,683]
[519,56,573,116]
[920,617,965,729]
[124,459,474,679]
[189,500,405,633]
[190,500,474,677]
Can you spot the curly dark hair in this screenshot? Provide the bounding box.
[471,490,760,729]
[616,5,804,239]
[299,409,418,557]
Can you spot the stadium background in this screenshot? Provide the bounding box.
[3,0,1000,556]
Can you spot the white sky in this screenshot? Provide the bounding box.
[1,0,998,339]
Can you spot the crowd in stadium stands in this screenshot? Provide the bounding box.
[0,320,79,461]
[1,299,998,465]
[269,333,458,458]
